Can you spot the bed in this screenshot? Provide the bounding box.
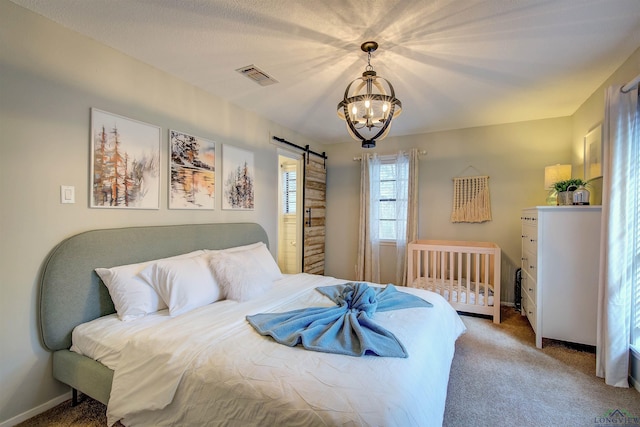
[40,223,466,426]
[407,239,501,324]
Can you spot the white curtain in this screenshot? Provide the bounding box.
[356,153,380,283]
[394,149,419,286]
[357,149,419,285]
[596,84,640,387]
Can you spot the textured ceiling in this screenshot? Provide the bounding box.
[10,0,640,144]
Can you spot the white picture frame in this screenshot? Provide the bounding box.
[222,145,255,210]
[90,108,160,209]
[169,130,215,210]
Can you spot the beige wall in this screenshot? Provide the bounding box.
[324,118,573,301]
[0,1,321,423]
[572,46,640,171]
[571,46,640,205]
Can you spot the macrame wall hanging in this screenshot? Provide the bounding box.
[450,172,492,223]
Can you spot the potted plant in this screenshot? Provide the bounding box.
[551,178,589,205]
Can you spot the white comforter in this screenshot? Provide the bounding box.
[72,273,466,426]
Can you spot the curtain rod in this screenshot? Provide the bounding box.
[272,136,327,161]
[621,73,640,93]
[353,149,427,161]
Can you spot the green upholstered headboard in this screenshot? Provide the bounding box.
[39,223,269,352]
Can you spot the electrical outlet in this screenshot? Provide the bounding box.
[60,185,75,204]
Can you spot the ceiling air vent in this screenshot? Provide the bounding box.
[235,65,279,86]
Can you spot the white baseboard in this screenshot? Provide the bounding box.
[0,391,71,427]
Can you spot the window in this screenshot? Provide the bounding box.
[377,157,412,241]
[379,161,398,240]
[357,149,417,284]
[282,169,296,214]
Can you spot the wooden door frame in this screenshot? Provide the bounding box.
[276,150,303,273]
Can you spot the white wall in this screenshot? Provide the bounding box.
[323,117,573,302]
[0,1,321,423]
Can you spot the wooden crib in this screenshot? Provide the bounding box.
[407,240,501,323]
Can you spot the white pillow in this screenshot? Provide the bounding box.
[208,252,273,302]
[139,255,222,317]
[203,241,282,283]
[239,242,284,281]
[202,241,263,255]
[96,250,203,321]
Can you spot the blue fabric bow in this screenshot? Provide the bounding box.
[246,282,432,358]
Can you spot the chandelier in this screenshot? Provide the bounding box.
[337,41,402,148]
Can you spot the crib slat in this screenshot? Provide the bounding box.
[432,250,438,287]
[456,251,463,302]
[484,253,490,306]
[436,252,446,287]
[475,252,481,306]
[459,252,471,304]
[415,247,421,287]
[448,250,452,301]
[424,249,429,288]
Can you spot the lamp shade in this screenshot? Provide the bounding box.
[544,164,571,189]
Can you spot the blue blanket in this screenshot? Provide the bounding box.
[246,282,432,358]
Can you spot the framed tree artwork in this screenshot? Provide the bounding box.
[169,130,215,210]
[90,108,160,209]
[222,145,255,210]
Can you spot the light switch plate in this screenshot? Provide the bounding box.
[60,185,75,204]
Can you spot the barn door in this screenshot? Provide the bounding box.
[302,154,326,274]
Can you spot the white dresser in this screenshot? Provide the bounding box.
[520,206,601,348]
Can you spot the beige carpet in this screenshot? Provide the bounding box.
[17,307,640,427]
[444,307,640,426]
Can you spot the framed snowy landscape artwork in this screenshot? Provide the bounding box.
[90,108,160,209]
[222,145,255,210]
[169,130,215,210]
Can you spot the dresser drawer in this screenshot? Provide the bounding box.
[522,251,537,281]
[521,271,537,302]
[523,293,537,333]
[521,211,538,225]
[521,225,538,255]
